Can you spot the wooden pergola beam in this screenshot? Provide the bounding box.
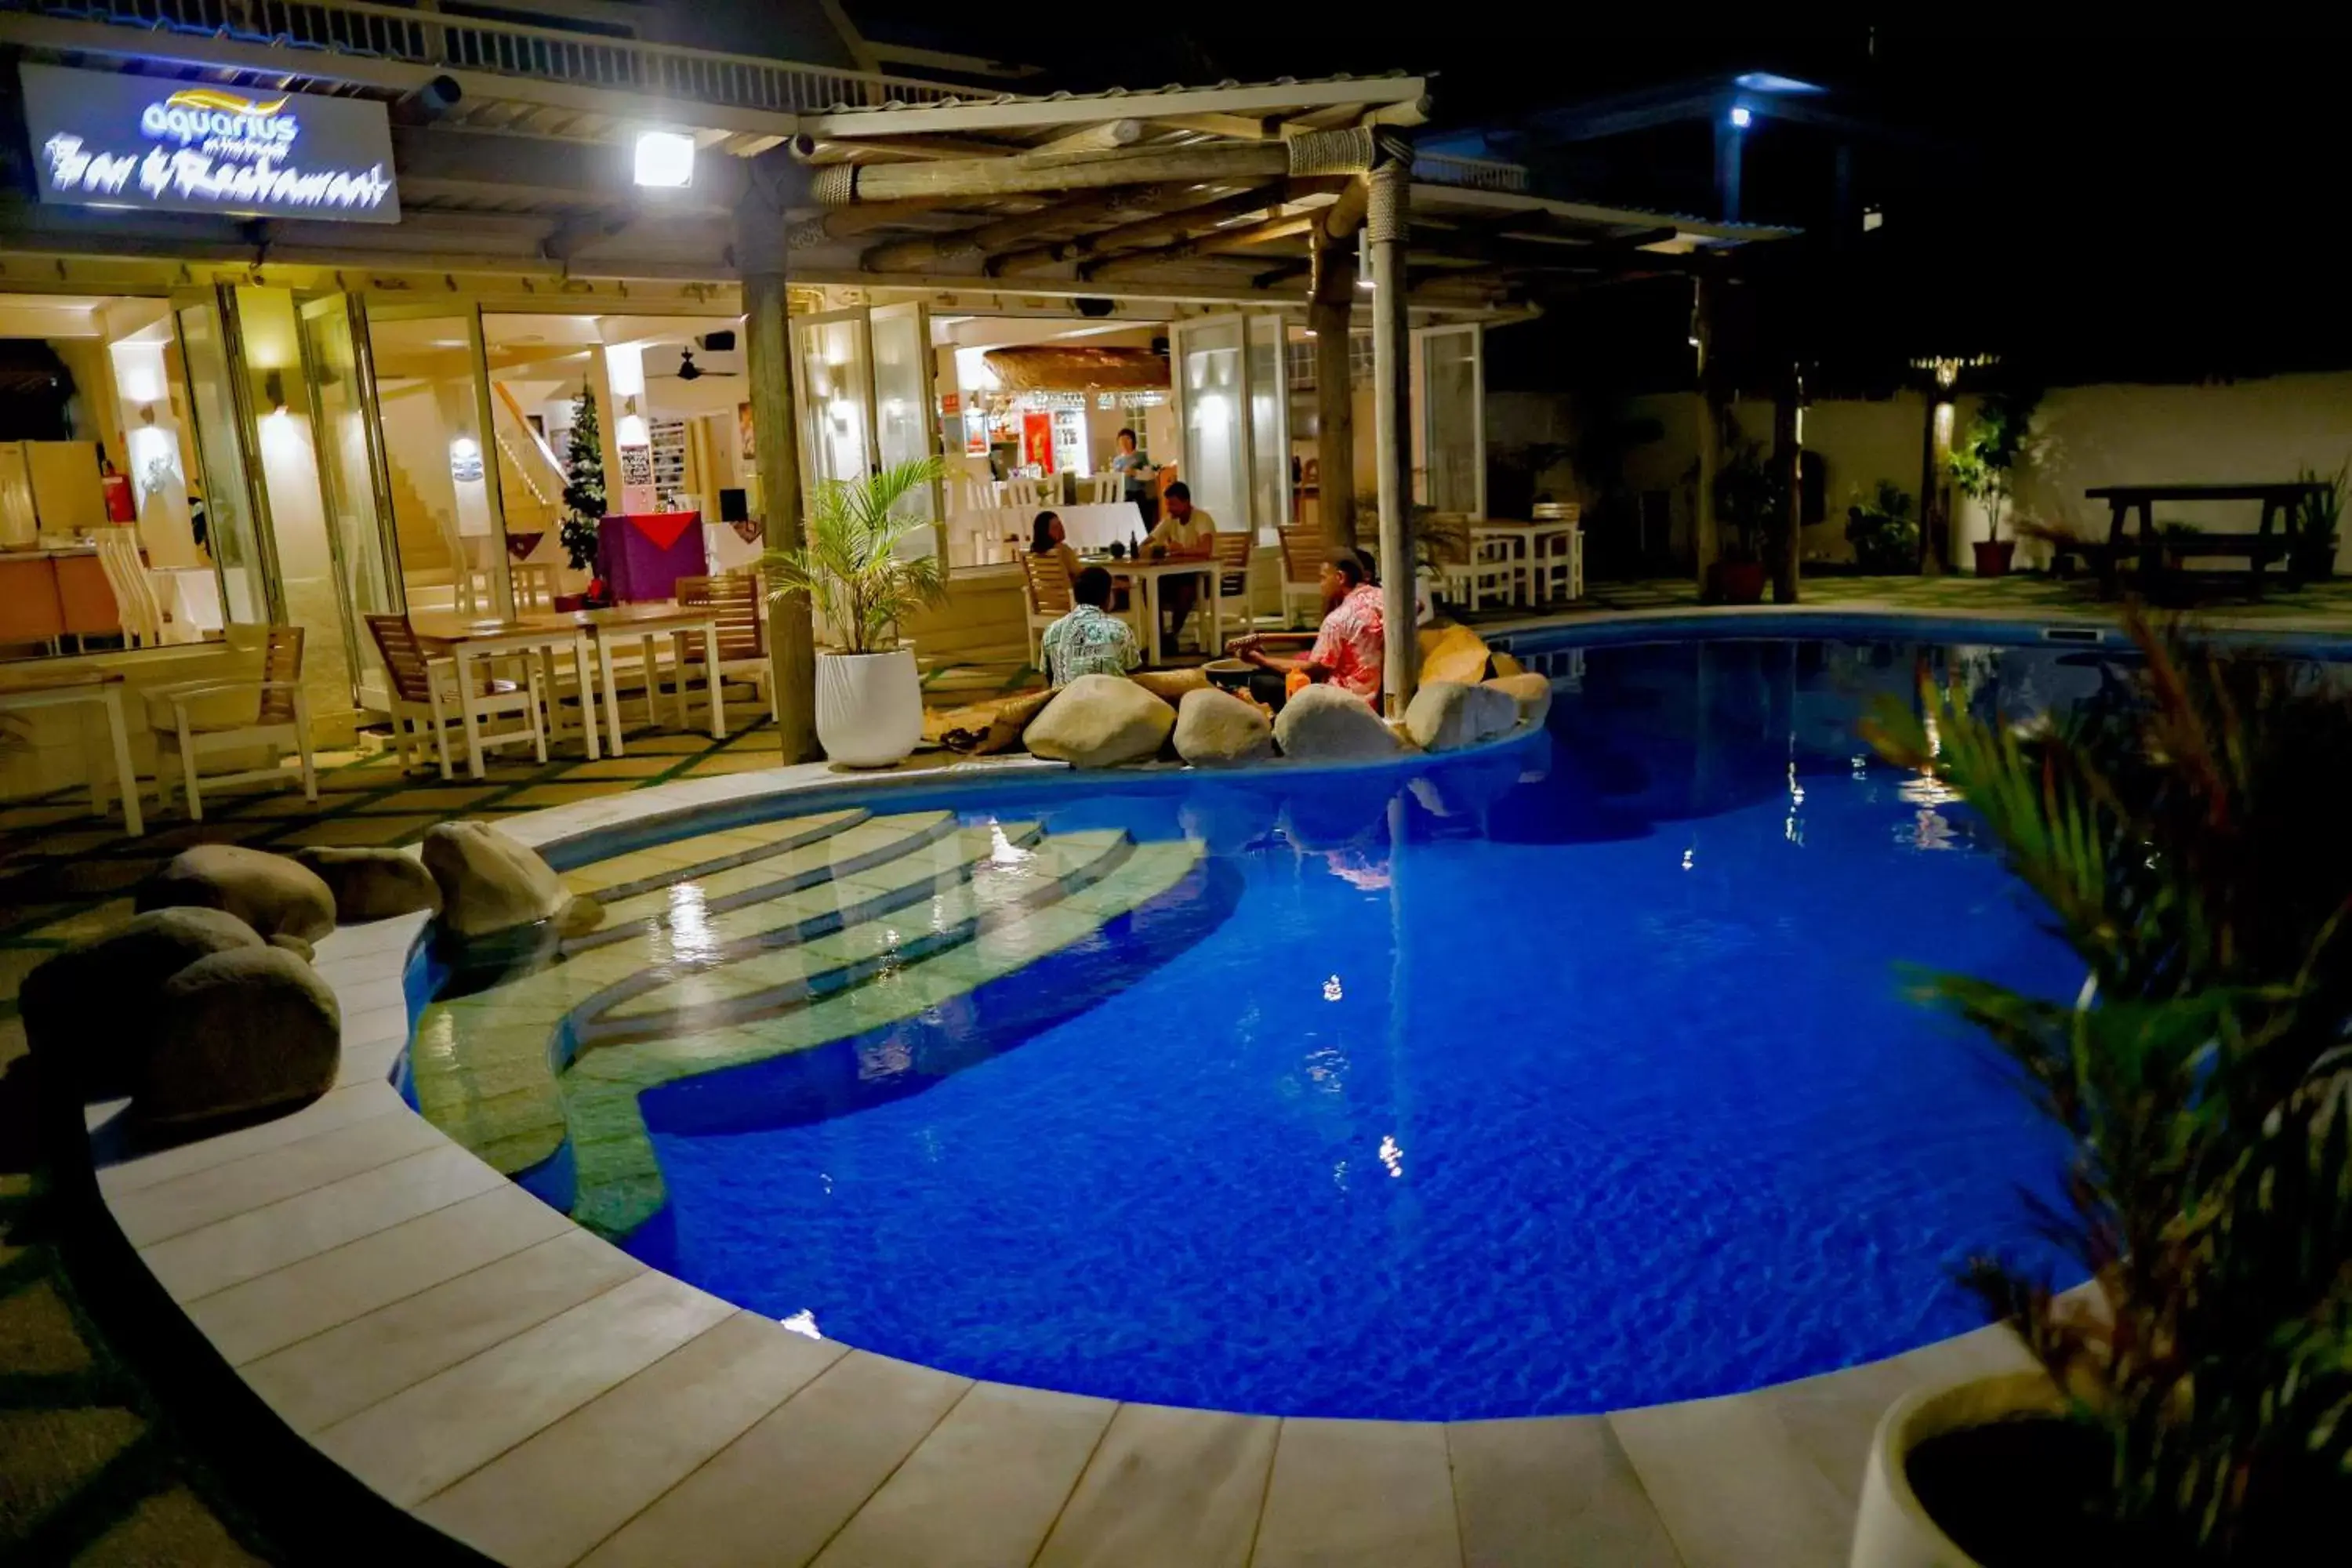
[993,181,1334,277]
[811,128,1381,205]
[860,182,1208,274]
[782,197,956,250]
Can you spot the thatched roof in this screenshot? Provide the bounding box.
[982,344,1171,391]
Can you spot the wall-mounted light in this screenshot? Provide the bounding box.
[1728,105,1754,129]
[633,130,695,189]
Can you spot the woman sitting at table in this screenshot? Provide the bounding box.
[1029,510,1083,584]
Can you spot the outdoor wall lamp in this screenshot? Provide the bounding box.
[634,130,695,189]
[1728,105,1753,129]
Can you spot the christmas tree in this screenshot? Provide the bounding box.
[560,383,605,571]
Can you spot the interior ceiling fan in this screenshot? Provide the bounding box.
[671,330,740,383]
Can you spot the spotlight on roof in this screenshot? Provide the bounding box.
[1728,105,1754,129]
[633,130,695,190]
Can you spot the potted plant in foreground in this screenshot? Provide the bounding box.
[1853,617,2352,1566]
[1708,441,1778,604]
[1946,389,2040,577]
[763,456,946,768]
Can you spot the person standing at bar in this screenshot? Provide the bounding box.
[1109,427,1159,528]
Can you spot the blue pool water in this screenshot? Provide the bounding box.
[625,634,2093,1420]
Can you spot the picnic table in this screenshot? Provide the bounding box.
[2083,481,2332,592]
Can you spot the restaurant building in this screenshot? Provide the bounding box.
[0,0,1780,793]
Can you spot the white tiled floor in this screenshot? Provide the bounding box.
[83,755,2041,1568]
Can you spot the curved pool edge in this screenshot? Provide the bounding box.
[80,647,2076,1567]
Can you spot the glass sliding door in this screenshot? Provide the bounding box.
[173,288,280,625]
[301,293,401,709]
[792,308,876,497]
[1416,323,1486,517]
[867,301,943,561]
[1246,315,1290,545]
[1173,314,1249,535]
[365,303,510,617]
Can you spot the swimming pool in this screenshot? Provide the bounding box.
[413,627,2111,1421]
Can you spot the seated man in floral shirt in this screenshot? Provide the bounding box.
[1232,549,1385,704]
[1040,565,1141,686]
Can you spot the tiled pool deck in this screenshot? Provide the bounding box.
[10,576,2352,1564]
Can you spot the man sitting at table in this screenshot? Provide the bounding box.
[1232,547,1385,704]
[1142,481,1217,652]
[1041,565,1141,686]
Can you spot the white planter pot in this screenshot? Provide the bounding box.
[1850,1371,2063,1567]
[815,648,923,768]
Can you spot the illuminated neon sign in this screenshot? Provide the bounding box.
[19,64,401,223]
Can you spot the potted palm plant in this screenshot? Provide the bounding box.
[1852,619,2352,1565]
[1708,441,1779,604]
[763,456,947,768]
[1946,390,2040,577]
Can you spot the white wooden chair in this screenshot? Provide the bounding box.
[996,477,1048,510]
[93,530,165,648]
[676,571,775,721]
[1018,550,1076,671]
[365,613,544,780]
[1530,503,1585,603]
[1075,474,1120,504]
[1276,524,1327,628]
[147,623,317,820]
[1211,529,1256,652]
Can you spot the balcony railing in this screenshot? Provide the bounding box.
[9,0,961,114]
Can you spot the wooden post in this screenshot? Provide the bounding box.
[1366,149,1416,717]
[738,152,819,761]
[1308,233,1359,550]
[1918,389,1950,576]
[1770,364,1801,603]
[1692,277,1722,594]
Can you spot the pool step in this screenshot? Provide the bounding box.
[411,809,1013,1176]
[572,826,1134,1044]
[564,810,961,952]
[557,836,1209,1239]
[558,808,869,904]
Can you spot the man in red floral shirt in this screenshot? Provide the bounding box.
[1233,549,1385,703]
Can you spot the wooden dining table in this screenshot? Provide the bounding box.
[538,601,727,758]
[1092,554,1222,663]
[412,612,604,779]
[0,666,142,835]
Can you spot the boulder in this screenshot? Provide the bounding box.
[1174,687,1274,765]
[420,820,575,939]
[1022,675,1175,768]
[1417,622,1494,687]
[136,844,336,943]
[1489,651,1526,678]
[1131,667,1210,706]
[19,908,264,1099]
[292,846,443,923]
[140,948,340,1126]
[1273,684,1402,763]
[1404,681,1520,753]
[1484,672,1553,730]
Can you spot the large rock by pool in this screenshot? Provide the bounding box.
[136,844,337,943]
[1174,687,1274,765]
[1022,675,1175,768]
[1274,685,1401,762]
[141,947,341,1125]
[294,845,444,923]
[1404,680,1520,752]
[20,907,265,1099]
[422,821,578,938]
